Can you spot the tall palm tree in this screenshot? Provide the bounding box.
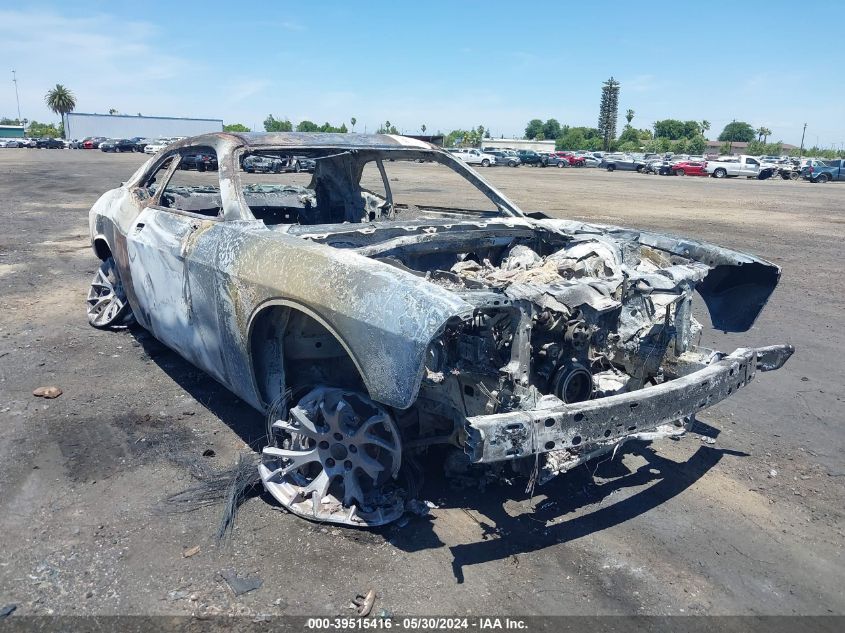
[700,120,710,138]
[45,84,76,137]
[625,109,635,125]
[350,117,356,132]
[756,127,766,142]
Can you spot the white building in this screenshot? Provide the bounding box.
[64,112,223,139]
[481,138,556,152]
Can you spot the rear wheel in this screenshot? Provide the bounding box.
[816,173,830,183]
[674,168,685,176]
[713,168,727,178]
[87,257,133,329]
[481,159,490,167]
[259,387,404,526]
[789,171,799,181]
[557,161,566,168]
[607,165,616,172]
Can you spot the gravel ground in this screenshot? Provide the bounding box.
[0,149,842,617]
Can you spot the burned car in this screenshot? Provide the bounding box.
[87,132,793,526]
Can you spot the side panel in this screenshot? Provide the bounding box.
[211,222,474,411]
[125,208,224,377]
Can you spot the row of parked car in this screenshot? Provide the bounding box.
[0,135,186,151]
[593,152,839,183]
[0,137,67,148]
[447,147,603,168]
[444,145,841,183]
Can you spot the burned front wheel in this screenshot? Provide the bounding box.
[259,387,403,526]
[86,257,134,329]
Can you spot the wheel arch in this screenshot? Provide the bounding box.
[246,299,371,411]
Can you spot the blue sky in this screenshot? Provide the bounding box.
[2,1,844,147]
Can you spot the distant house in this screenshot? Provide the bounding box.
[705,140,797,156]
[0,125,25,138]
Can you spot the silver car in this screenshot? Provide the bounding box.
[87,132,793,527]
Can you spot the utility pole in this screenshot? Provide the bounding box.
[799,123,807,159]
[11,69,21,122]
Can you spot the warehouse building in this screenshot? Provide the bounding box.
[480,137,555,152]
[63,113,223,140]
[0,125,25,138]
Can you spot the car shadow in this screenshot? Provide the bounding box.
[387,441,749,583]
[128,325,747,581]
[129,325,268,448]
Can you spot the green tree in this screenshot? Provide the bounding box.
[27,121,61,138]
[296,120,320,132]
[687,135,706,154]
[718,121,756,143]
[444,126,488,147]
[0,117,22,125]
[597,77,620,150]
[263,115,293,132]
[625,109,635,125]
[350,117,357,131]
[682,121,701,138]
[542,118,561,140]
[671,138,689,154]
[223,123,251,132]
[44,84,76,137]
[653,119,686,140]
[644,137,671,153]
[618,125,641,147]
[524,119,544,140]
[700,120,710,137]
[376,120,399,134]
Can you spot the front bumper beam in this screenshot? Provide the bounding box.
[464,345,793,464]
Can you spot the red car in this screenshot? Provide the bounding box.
[82,137,106,149]
[556,151,586,167]
[671,161,707,176]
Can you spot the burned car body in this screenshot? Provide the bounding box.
[87,132,793,526]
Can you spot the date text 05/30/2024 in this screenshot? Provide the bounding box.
[306,617,528,630]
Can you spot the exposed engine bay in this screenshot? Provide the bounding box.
[295,220,725,487]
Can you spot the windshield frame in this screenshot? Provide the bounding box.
[230,146,526,225]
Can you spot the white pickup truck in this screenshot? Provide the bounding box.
[705,154,772,178]
[447,147,497,167]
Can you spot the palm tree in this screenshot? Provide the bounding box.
[108,108,118,115]
[700,120,710,138]
[762,127,772,143]
[350,117,356,132]
[625,109,635,125]
[756,127,766,142]
[421,124,427,134]
[45,84,76,137]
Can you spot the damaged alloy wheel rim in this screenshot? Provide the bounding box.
[259,387,403,526]
[86,258,129,328]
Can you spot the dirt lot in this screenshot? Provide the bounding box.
[0,149,842,617]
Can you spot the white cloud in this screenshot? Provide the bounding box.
[0,9,200,122]
[279,20,306,31]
